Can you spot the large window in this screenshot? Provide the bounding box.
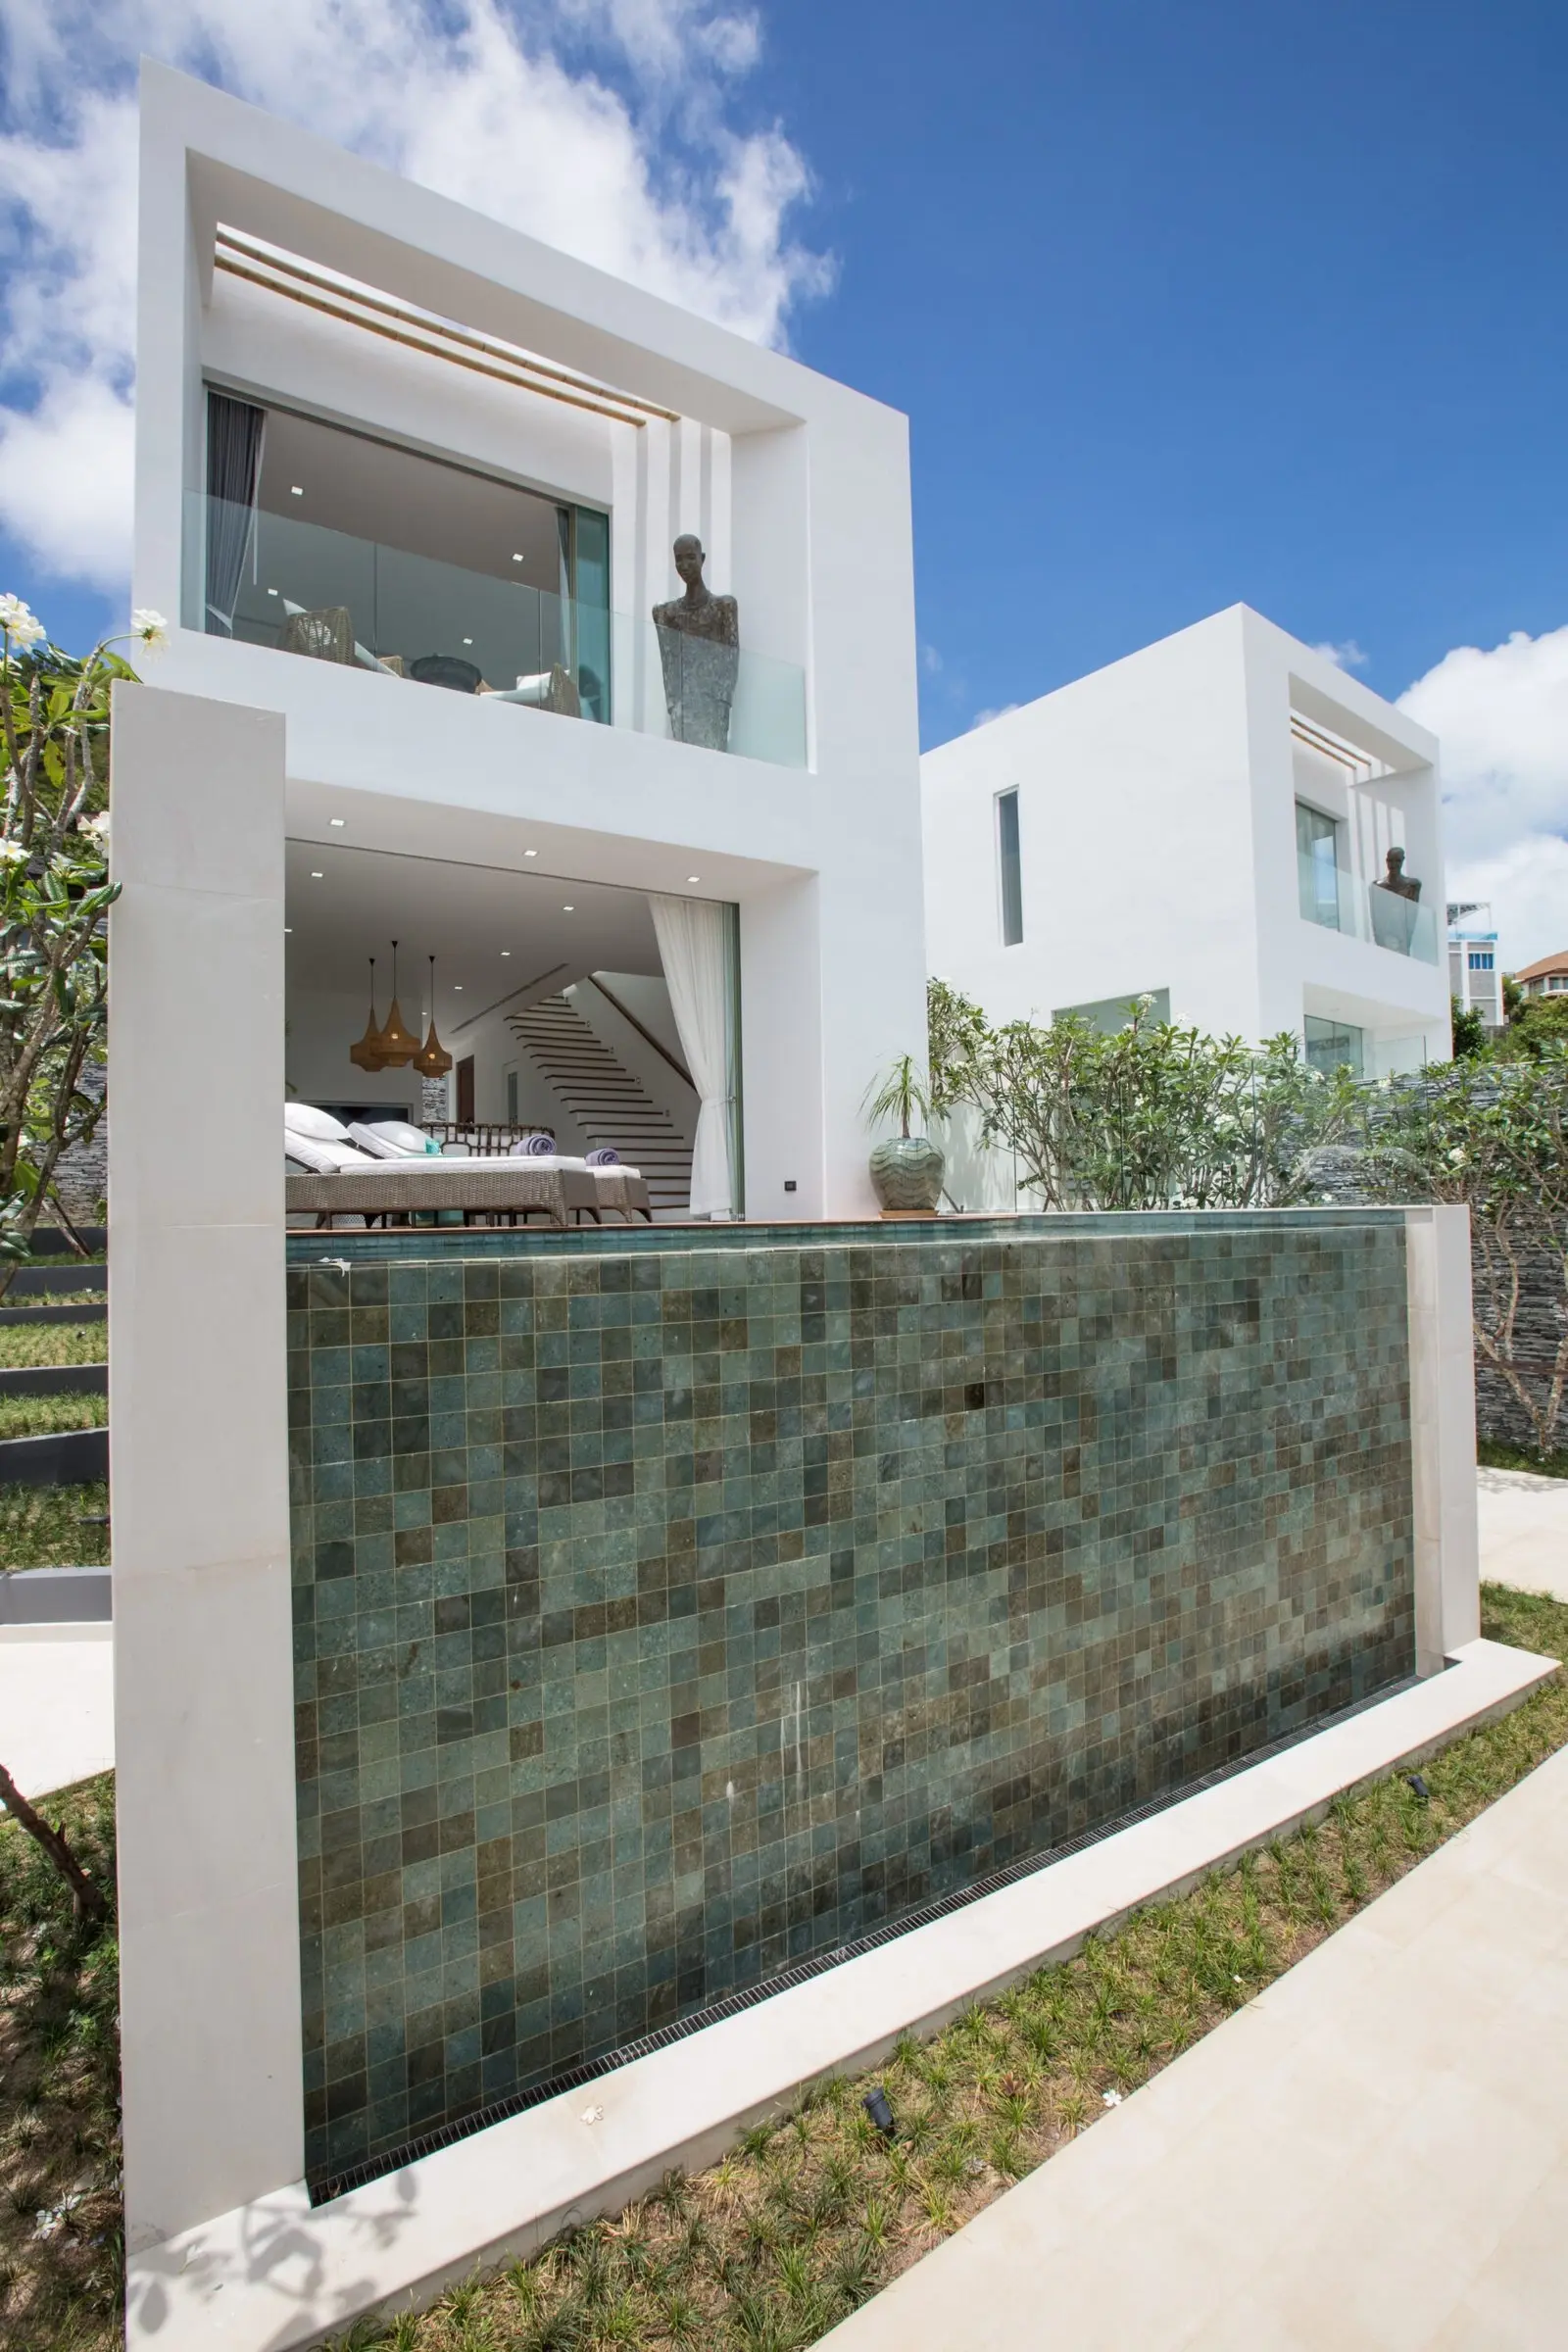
[199,388,612,717]
[997,788,1023,946]
[1303,1014,1364,1078]
[1296,802,1344,929]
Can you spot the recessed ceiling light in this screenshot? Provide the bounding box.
[310,870,323,879]
[453,985,463,992]
[523,849,538,858]
[687,874,701,883]
[267,587,278,597]
[328,817,345,828]
[283,926,292,935]
[290,485,304,497]
[463,637,473,646]
[563,905,574,913]
[501,951,511,957]
[512,553,523,564]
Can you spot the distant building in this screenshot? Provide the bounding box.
[1447,902,1503,1029]
[1512,949,1568,1003]
[921,606,1452,1083]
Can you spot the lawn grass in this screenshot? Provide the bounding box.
[0,1776,120,2352]
[5,1587,1564,2352]
[0,1394,106,1441]
[0,1325,106,1372]
[0,1487,110,1571]
[1478,1437,1568,1479]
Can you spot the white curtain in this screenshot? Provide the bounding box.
[648,893,733,1218]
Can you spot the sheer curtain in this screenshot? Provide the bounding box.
[648,894,737,1218]
[205,391,267,635]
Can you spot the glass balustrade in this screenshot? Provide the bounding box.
[183,493,807,768]
[1296,850,1439,963]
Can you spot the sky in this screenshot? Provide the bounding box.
[2,0,1566,958]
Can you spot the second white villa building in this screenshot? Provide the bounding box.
[922,605,1453,1082]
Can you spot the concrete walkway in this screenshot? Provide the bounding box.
[821,1737,1568,2352]
[0,1624,114,1801]
[1478,1466,1568,1602]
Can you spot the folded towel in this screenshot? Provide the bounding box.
[512,1133,557,1156]
[585,1147,619,1166]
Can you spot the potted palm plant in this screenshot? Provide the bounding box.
[865,1054,945,1212]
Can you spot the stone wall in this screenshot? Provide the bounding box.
[285,1212,1416,2183]
[1471,1222,1568,1453]
[50,1062,107,1225]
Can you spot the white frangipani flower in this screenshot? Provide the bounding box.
[0,841,27,867]
[0,594,45,649]
[130,608,168,650]
[1102,2088,1124,2108]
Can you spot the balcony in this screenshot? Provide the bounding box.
[1297,850,1439,964]
[182,492,807,768]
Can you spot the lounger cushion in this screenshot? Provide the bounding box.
[284,1102,351,1143]
[283,1135,382,1174]
[347,1120,428,1158]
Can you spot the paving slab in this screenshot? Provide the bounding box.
[0,1623,114,1800]
[819,1738,1568,2352]
[1478,1465,1568,1602]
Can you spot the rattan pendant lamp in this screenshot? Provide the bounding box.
[415,955,454,1078]
[376,939,418,1067]
[349,956,386,1071]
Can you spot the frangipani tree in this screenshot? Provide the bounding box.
[0,595,164,1291]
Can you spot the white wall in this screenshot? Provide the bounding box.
[110,684,301,2247]
[922,608,1260,1036]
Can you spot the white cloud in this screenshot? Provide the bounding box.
[1314,638,1368,671]
[0,0,828,587]
[1399,622,1568,967]
[970,703,1019,729]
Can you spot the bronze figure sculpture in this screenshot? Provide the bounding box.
[1378,847,1421,902]
[653,535,738,752]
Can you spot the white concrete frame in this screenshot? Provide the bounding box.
[110,683,301,2248]
[132,60,927,1222]
[921,606,1451,1076]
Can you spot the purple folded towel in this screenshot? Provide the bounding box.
[511,1133,556,1156]
[585,1147,620,1166]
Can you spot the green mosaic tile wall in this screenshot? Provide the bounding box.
[288,1217,1414,2180]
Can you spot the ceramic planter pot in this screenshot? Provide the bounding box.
[868,1134,945,1212]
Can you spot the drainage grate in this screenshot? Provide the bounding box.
[308,1667,1422,2206]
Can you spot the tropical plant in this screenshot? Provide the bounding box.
[1365,1050,1568,1457]
[863,1053,932,1139]
[926,981,1361,1211]
[0,596,161,1288]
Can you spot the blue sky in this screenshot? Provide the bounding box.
[3,1,1567,949]
[752,0,1568,744]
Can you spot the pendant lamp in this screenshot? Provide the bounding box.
[377,939,419,1068]
[415,955,454,1078]
[349,956,386,1071]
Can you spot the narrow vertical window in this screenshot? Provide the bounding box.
[997,789,1023,946]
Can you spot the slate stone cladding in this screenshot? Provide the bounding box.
[286,1214,1414,2180]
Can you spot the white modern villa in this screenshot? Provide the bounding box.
[921,606,1452,1082]
[99,66,1503,2352]
[129,63,926,1228]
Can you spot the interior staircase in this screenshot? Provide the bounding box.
[507,992,694,1214]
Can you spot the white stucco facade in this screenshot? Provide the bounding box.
[131,59,926,1223]
[921,606,1451,1079]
